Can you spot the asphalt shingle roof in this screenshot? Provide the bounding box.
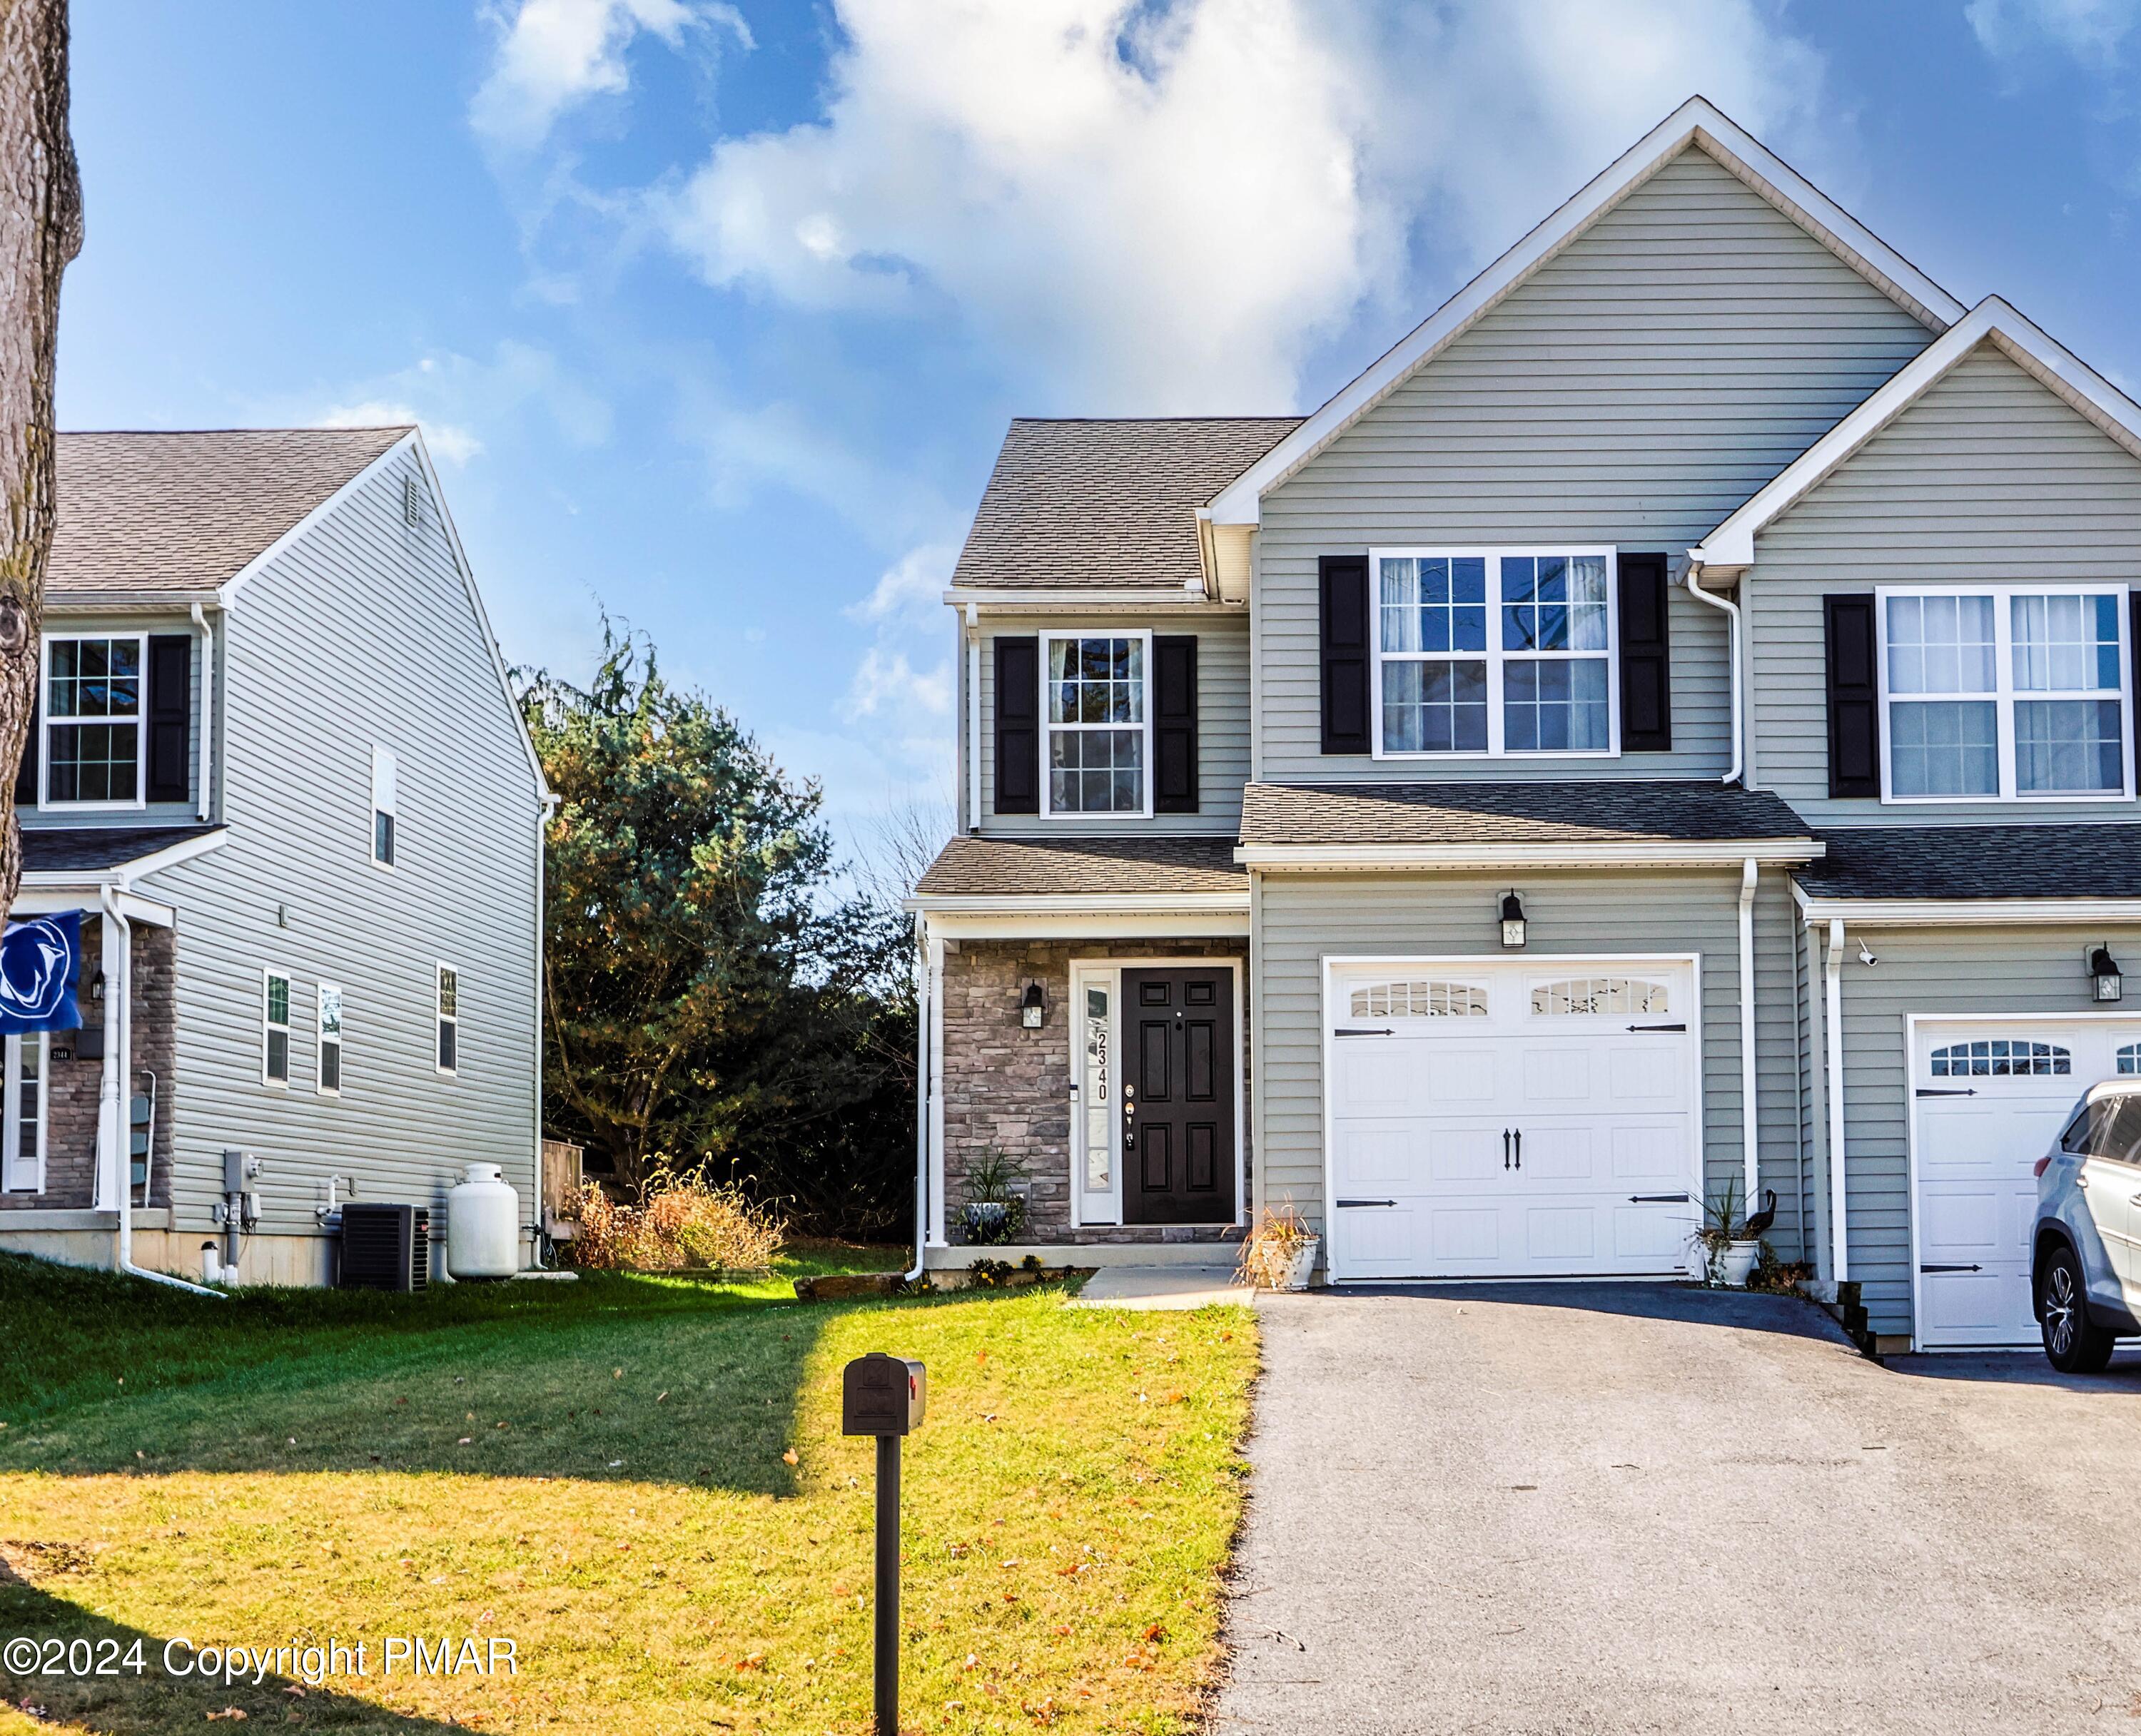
[1238,781,1817,848]
[915,834,1246,898]
[22,824,225,874]
[47,427,410,598]
[1793,824,2141,900]
[951,417,1300,592]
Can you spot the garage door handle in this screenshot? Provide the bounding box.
[1919,1263,1983,1274]
[1336,1198,1395,1209]
[1335,1027,1395,1037]
[1629,1193,1690,1204]
[1626,1022,1688,1032]
[1915,1087,1978,1098]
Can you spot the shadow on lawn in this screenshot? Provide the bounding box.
[0,1290,855,1495]
[0,1562,480,1734]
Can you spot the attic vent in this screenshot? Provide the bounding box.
[403,474,421,527]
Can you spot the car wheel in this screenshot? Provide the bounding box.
[2039,1243,2116,1374]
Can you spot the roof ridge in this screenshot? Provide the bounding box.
[60,425,415,436]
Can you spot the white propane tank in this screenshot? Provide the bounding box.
[446,1163,520,1279]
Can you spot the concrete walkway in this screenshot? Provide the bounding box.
[1215,1283,2141,1735]
[1068,1264,1246,1309]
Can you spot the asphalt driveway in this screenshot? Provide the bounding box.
[1214,1284,2141,1735]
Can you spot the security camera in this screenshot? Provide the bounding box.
[1858,940,1878,968]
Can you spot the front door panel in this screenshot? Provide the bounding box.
[1123,967,1236,1226]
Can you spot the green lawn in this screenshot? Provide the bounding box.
[0,1250,1258,1735]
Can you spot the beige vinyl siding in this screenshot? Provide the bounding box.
[24,611,203,825]
[1252,866,1803,1245]
[141,445,545,1238]
[1749,342,2141,825]
[976,611,1249,836]
[1254,143,1935,783]
[1829,923,2141,1337]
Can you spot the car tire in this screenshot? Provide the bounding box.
[2039,1242,2117,1374]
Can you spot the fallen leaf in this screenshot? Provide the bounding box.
[657,1391,668,1403]
[613,1369,624,1379]
[781,1448,799,1466]
[457,1437,473,1446]
[207,1710,248,1722]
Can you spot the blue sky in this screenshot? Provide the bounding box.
[56,0,2141,863]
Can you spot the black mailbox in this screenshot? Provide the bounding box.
[843,1352,926,1437]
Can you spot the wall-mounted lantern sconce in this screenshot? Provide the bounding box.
[2091,945,2125,1003]
[1020,980,1047,1028]
[1499,891,1527,950]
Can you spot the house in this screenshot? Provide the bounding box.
[906,95,2141,1354]
[0,427,550,1285]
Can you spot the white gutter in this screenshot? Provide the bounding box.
[1789,886,2141,926]
[1737,858,1760,1216]
[939,587,1239,614]
[1235,840,1818,870]
[904,915,928,1284]
[926,930,946,1248]
[1683,558,1743,783]
[965,604,981,833]
[189,602,215,822]
[1823,917,1848,1286]
[99,882,219,1296]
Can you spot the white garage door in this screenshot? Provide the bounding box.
[1913,1016,2141,1348]
[1327,958,1701,1281]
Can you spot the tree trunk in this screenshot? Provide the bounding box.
[0,0,77,918]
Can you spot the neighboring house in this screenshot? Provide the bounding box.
[0,427,550,1285]
[908,95,2141,1354]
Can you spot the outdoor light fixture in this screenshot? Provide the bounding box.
[1499,891,1527,950]
[2091,945,2125,1003]
[1019,980,1046,1028]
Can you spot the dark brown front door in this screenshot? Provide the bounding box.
[1122,966,1236,1225]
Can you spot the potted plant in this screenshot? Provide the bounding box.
[960,1147,1029,1247]
[1694,1177,1761,1287]
[1237,1202,1319,1291]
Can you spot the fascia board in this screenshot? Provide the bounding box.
[941,587,1243,614]
[1791,883,2141,926]
[1236,838,1823,870]
[902,891,1250,915]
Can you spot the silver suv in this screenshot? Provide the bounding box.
[2033,1080,2141,1372]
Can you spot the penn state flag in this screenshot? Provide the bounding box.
[0,910,81,1033]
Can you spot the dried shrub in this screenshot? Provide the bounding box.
[1235,1202,1317,1290]
[568,1177,784,1274]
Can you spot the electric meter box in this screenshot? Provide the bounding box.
[842,1353,926,1437]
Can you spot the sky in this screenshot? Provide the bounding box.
[55,0,2141,868]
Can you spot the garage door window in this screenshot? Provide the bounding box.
[1530,977,1668,1017]
[2119,1042,2141,1075]
[1928,1037,2071,1077]
[1348,980,1488,1019]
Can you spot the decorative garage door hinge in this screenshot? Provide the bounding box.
[1914,1087,1978,1097]
[1626,1022,1687,1032]
[1920,1263,1983,1274]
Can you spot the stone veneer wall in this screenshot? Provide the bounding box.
[940,938,1250,1244]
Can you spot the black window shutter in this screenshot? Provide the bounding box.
[1319,554,1370,754]
[1153,635,1198,812]
[1824,594,1881,798]
[12,684,35,808]
[993,635,1040,814]
[1617,552,1672,752]
[146,634,193,804]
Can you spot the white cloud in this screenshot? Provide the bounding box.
[659,0,1828,413]
[1968,0,2141,61]
[846,541,958,629]
[472,0,752,149]
[845,646,953,720]
[319,400,484,465]
[311,342,613,468]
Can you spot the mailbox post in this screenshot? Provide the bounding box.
[843,1352,926,1736]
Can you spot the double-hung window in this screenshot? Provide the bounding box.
[371,746,398,866]
[43,634,145,806]
[1372,550,1617,756]
[317,985,343,1095]
[262,971,291,1087]
[1879,585,2132,801]
[1042,631,1150,816]
[436,965,459,1075]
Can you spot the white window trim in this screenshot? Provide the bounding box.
[261,967,292,1090]
[1038,629,1155,821]
[1,1031,46,1194]
[1875,582,2136,805]
[316,982,343,1098]
[371,744,398,869]
[436,962,459,1077]
[1368,547,1621,761]
[39,631,148,811]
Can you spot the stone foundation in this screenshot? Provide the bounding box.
[940,937,1249,1244]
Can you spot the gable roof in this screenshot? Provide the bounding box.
[949,416,1300,597]
[46,426,412,601]
[1690,295,2141,572]
[1205,96,1965,528]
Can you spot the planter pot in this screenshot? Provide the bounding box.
[1282,1237,1320,1291]
[963,1201,1010,1244]
[1716,1239,1761,1287]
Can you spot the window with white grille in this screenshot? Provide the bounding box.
[1928,1038,2070,1077]
[1347,980,1489,1019]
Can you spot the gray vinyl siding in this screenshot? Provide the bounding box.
[139,445,545,1237]
[974,611,1249,836]
[1750,342,2141,824]
[24,612,204,824]
[1252,867,1803,1246]
[1829,923,2141,1339]
[1253,144,1935,783]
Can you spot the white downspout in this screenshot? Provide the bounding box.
[904,913,928,1284]
[99,882,219,1296]
[966,604,981,833]
[188,602,214,822]
[1737,858,1760,1217]
[1684,557,1742,783]
[927,930,946,1247]
[1824,917,1849,1285]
